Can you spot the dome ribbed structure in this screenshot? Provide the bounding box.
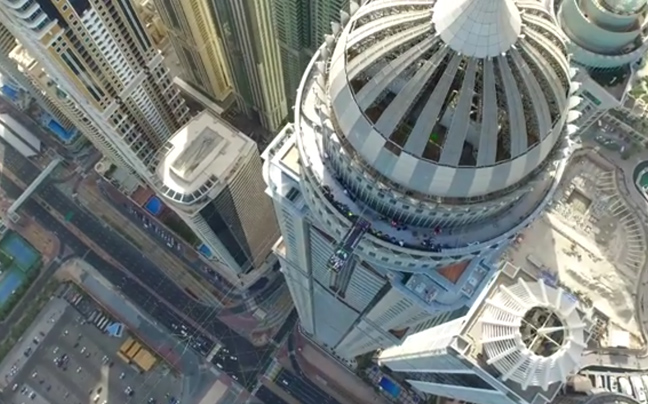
[480,279,587,391]
[328,0,573,198]
[432,0,522,58]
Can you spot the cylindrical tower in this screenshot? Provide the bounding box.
[265,0,579,357]
[300,0,576,274]
[556,0,648,70]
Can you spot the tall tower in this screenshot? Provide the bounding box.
[154,111,281,279]
[0,20,76,137]
[556,0,648,71]
[272,0,349,105]
[263,0,579,358]
[0,0,189,178]
[155,0,288,133]
[153,0,233,104]
[379,264,593,404]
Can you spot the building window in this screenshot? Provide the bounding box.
[405,371,496,390]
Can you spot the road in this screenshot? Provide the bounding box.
[0,141,276,389]
[255,385,290,404]
[275,368,340,404]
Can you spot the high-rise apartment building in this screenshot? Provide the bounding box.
[154,111,280,280]
[0,0,189,178]
[0,21,77,141]
[153,0,232,104]
[263,0,578,358]
[272,0,349,105]
[378,263,593,404]
[155,0,287,133]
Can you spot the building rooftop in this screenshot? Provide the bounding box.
[300,68,570,256]
[279,142,301,176]
[326,0,572,198]
[455,262,593,404]
[155,111,256,203]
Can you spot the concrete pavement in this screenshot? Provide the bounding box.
[55,258,215,404]
[575,146,648,370]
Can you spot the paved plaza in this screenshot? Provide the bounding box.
[0,298,182,404]
[506,150,648,345]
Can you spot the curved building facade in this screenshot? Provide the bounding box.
[264,0,578,358]
[555,0,648,69]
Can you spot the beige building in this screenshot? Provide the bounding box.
[154,0,287,133]
[0,0,189,180]
[0,22,76,137]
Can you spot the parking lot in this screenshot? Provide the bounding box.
[3,302,182,404]
[124,203,183,253]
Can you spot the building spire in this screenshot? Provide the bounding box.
[432,0,523,58]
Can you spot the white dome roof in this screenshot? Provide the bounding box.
[327,0,574,198]
[480,279,587,391]
[432,0,522,58]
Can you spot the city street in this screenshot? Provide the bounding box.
[0,143,277,389]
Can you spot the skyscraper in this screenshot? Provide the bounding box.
[154,0,288,133]
[378,263,593,404]
[263,0,578,358]
[0,0,189,178]
[154,110,280,280]
[153,0,233,104]
[0,20,77,142]
[272,0,349,105]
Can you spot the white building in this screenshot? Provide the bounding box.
[551,0,648,140]
[379,263,594,404]
[154,111,280,281]
[554,0,648,71]
[263,0,579,358]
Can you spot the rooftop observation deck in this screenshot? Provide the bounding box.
[296,67,569,256]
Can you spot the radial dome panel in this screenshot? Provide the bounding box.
[327,0,574,198]
[479,279,586,391]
